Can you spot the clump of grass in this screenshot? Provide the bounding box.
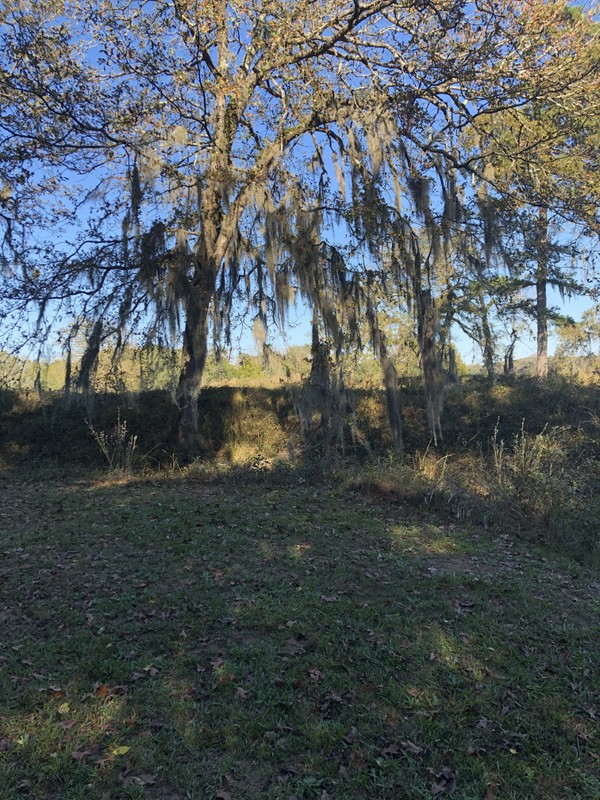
[87,411,138,472]
[343,419,600,564]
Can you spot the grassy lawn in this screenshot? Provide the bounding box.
[0,466,598,799]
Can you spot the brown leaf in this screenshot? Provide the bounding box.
[381,743,400,757]
[467,743,486,756]
[286,635,307,654]
[401,740,424,756]
[95,684,110,699]
[234,687,250,700]
[60,720,77,730]
[71,749,91,761]
[216,792,231,800]
[132,773,157,786]
[428,766,456,795]
[344,727,359,744]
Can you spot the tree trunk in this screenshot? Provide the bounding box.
[417,287,444,445]
[536,207,549,380]
[365,294,403,453]
[175,261,217,454]
[479,295,496,380]
[374,330,403,454]
[504,328,517,377]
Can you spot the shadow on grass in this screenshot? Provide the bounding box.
[0,468,598,799]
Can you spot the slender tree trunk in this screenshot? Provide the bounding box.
[371,319,403,453]
[309,307,331,442]
[416,286,444,444]
[479,294,496,379]
[504,328,517,377]
[536,207,549,380]
[63,339,72,408]
[448,345,458,384]
[176,260,217,453]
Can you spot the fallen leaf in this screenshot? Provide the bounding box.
[71,749,91,761]
[216,792,232,800]
[286,635,307,654]
[122,772,158,787]
[467,743,486,756]
[112,746,130,756]
[95,684,110,699]
[381,743,400,757]
[401,740,424,756]
[136,773,157,785]
[428,766,455,795]
[344,727,359,744]
[58,702,70,715]
[235,687,250,700]
[60,720,76,730]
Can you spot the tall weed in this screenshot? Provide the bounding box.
[87,412,138,472]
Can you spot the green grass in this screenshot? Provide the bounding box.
[0,465,598,799]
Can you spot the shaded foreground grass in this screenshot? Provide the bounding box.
[0,468,598,799]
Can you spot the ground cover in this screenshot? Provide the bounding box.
[0,467,598,799]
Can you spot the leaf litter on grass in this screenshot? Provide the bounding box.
[0,470,598,799]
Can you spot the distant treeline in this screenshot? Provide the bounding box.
[0,342,427,394]
[2,341,598,395]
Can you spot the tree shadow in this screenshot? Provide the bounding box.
[0,469,597,798]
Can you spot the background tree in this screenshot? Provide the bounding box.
[463,5,600,379]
